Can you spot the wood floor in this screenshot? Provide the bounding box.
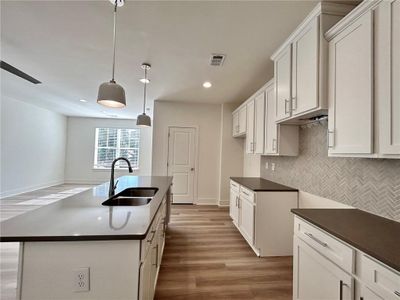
[0,184,94,300]
[155,205,293,300]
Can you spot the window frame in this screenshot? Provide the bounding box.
[93,127,140,170]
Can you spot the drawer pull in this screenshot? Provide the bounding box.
[304,232,328,248]
[394,291,400,297]
[242,191,250,196]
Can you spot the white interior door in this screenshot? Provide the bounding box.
[167,127,196,204]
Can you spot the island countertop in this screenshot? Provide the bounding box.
[0,176,173,242]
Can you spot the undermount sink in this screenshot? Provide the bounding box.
[102,187,159,207]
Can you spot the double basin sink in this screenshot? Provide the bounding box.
[102,187,159,207]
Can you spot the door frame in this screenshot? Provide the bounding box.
[166,126,199,204]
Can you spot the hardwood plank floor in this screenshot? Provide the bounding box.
[155,205,293,300]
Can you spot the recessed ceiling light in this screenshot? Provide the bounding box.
[80,99,87,103]
[139,78,150,84]
[203,81,212,88]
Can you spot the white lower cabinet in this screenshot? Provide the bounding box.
[293,236,353,300]
[294,216,400,300]
[139,199,167,300]
[229,180,298,256]
[238,196,255,244]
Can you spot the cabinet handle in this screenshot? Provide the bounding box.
[327,129,334,149]
[394,291,400,297]
[272,138,277,152]
[339,280,344,300]
[238,198,240,209]
[284,99,289,114]
[153,244,159,267]
[235,196,238,207]
[304,232,328,248]
[242,191,250,196]
[147,229,156,243]
[291,97,297,111]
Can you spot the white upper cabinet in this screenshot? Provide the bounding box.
[291,17,319,116]
[271,3,354,124]
[264,79,299,156]
[275,44,292,122]
[326,0,400,158]
[254,92,265,154]
[246,99,255,154]
[376,0,400,157]
[327,11,374,155]
[232,105,247,137]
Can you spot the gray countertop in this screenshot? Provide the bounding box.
[0,176,173,242]
[230,177,298,192]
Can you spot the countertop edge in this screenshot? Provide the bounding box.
[291,209,400,273]
[230,177,298,192]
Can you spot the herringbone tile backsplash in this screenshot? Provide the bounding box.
[260,122,400,222]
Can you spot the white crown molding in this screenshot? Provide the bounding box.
[325,0,383,41]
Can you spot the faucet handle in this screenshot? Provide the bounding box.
[113,180,119,191]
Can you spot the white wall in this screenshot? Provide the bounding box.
[0,96,67,197]
[152,101,222,204]
[65,117,152,184]
[218,103,244,205]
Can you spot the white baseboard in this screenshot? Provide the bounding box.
[218,200,229,207]
[64,179,104,185]
[0,180,65,199]
[196,198,217,205]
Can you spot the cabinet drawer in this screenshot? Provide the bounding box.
[239,186,255,203]
[360,255,400,300]
[230,180,240,192]
[294,217,354,273]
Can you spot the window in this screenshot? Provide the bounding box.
[94,128,140,169]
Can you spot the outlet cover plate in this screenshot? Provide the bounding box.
[73,267,90,292]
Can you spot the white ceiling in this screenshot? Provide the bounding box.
[1,0,326,119]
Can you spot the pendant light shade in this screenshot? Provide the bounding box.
[97,0,126,108]
[136,113,151,126]
[136,63,152,127]
[97,81,126,108]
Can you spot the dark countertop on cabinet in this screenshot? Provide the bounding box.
[292,208,400,273]
[230,177,298,192]
[0,176,173,242]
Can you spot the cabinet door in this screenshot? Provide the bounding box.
[377,0,400,155]
[239,197,255,245]
[292,16,319,116]
[275,44,292,122]
[229,188,239,224]
[139,251,152,300]
[328,11,374,154]
[232,111,239,136]
[149,242,159,300]
[265,83,278,154]
[238,106,247,135]
[360,286,385,300]
[246,99,255,154]
[293,236,353,300]
[254,92,265,154]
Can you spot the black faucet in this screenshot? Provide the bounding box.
[109,157,133,197]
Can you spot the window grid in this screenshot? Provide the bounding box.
[94,128,140,169]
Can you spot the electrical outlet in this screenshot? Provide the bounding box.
[265,162,269,169]
[271,163,276,171]
[73,267,90,292]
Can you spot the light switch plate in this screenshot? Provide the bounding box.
[73,267,90,292]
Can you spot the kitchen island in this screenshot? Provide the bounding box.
[0,176,172,300]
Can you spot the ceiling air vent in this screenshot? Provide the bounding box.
[209,54,226,67]
[0,61,41,84]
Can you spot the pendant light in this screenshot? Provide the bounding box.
[97,0,126,108]
[136,63,151,127]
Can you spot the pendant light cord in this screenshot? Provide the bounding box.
[143,68,147,113]
[111,0,118,82]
